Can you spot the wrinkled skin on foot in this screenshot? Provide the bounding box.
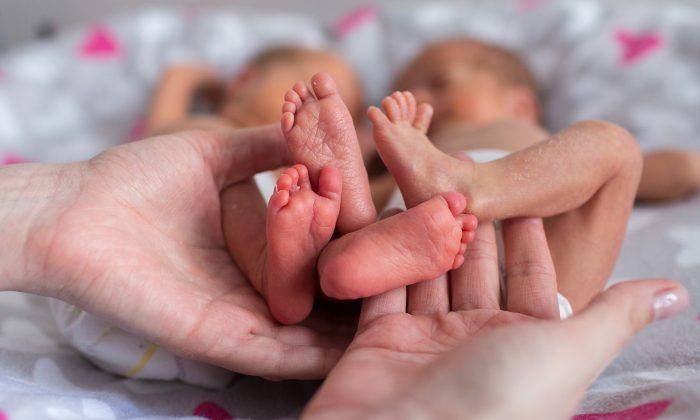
[282,72,377,234]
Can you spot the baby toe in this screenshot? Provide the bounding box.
[452,254,465,270]
[381,96,402,122]
[391,91,408,120]
[413,103,434,134]
[276,173,294,192]
[294,82,313,103]
[404,91,417,119]
[294,164,312,189]
[285,89,303,108]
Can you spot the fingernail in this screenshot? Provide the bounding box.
[653,287,689,321]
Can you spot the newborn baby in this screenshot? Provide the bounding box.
[368,38,644,312]
[391,38,700,203]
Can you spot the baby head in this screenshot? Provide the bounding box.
[223,46,362,127]
[395,38,539,132]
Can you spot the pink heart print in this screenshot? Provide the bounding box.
[573,399,671,420]
[1,154,30,165]
[126,116,147,143]
[80,25,122,58]
[192,401,233,420]
[333,5,379,38]
[615,29,664,66]
[0,410,8,420]
[516,0,550,12]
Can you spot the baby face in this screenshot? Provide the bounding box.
[231,53,362,126]
[397,42,525,132]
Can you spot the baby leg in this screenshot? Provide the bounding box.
[222,179,269,295]
[223,165,342,325]
[637,149,700,202]
[265,164,342,324]
[368,92,642,310]
[318,193,477,300]
[282,72,377,234]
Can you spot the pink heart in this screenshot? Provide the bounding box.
[574,399,671,420]
[1,154,30,165]
[192,401,233,420]
[80,25,122,59]
[516,0,550,12]
[615,29,663,66]
[126,116,147,143]
[0,411,8,420]
[333,5,379,38]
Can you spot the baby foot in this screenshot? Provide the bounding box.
[265,164,342,324]
[318,192,478,300]
[282,72,376,234]
[367,91,476,209]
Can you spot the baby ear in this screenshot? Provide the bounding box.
[505,86,539,124]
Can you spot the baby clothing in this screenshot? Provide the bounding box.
[49,299,234,388]
[384,148,574,319]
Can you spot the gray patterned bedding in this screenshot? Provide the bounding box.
[1,0,699,418]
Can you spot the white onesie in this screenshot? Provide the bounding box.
[384,148,573,319]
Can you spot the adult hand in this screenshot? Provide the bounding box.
[303,218,688,419]
[0,126,349,380]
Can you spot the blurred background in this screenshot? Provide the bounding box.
[1,0,425,50]
[1,0,699,163]
[1,2,700,419]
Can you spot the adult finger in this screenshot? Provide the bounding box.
[451,222,500,311]
[359,208,408,327]
[218,332,347,380]
[537,279,689,413]
[566,278,687,360]
[503,217,559,319]
[408,275,450,315]
[190,124,291,188]
[359,287,407,328]
[407,279,688,419]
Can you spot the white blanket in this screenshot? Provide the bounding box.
[1,0,699,418]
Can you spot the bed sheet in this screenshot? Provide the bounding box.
[1,0,700,419]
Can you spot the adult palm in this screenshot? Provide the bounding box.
[304,219,551,416]
[19,126,348,379]
[303,219,686,419]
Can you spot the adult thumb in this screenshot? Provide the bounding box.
[562,278,688,385]
[192,124,290,189]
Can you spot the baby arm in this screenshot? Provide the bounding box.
[146,65,227,135]
[637,149,700,202]
[368,92,642,310]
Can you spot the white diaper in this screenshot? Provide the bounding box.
[384,148,573,319]
[48,299,234,388]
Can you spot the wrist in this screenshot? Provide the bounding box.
[0,162,82,294]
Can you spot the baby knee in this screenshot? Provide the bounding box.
[575,120,642,173]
